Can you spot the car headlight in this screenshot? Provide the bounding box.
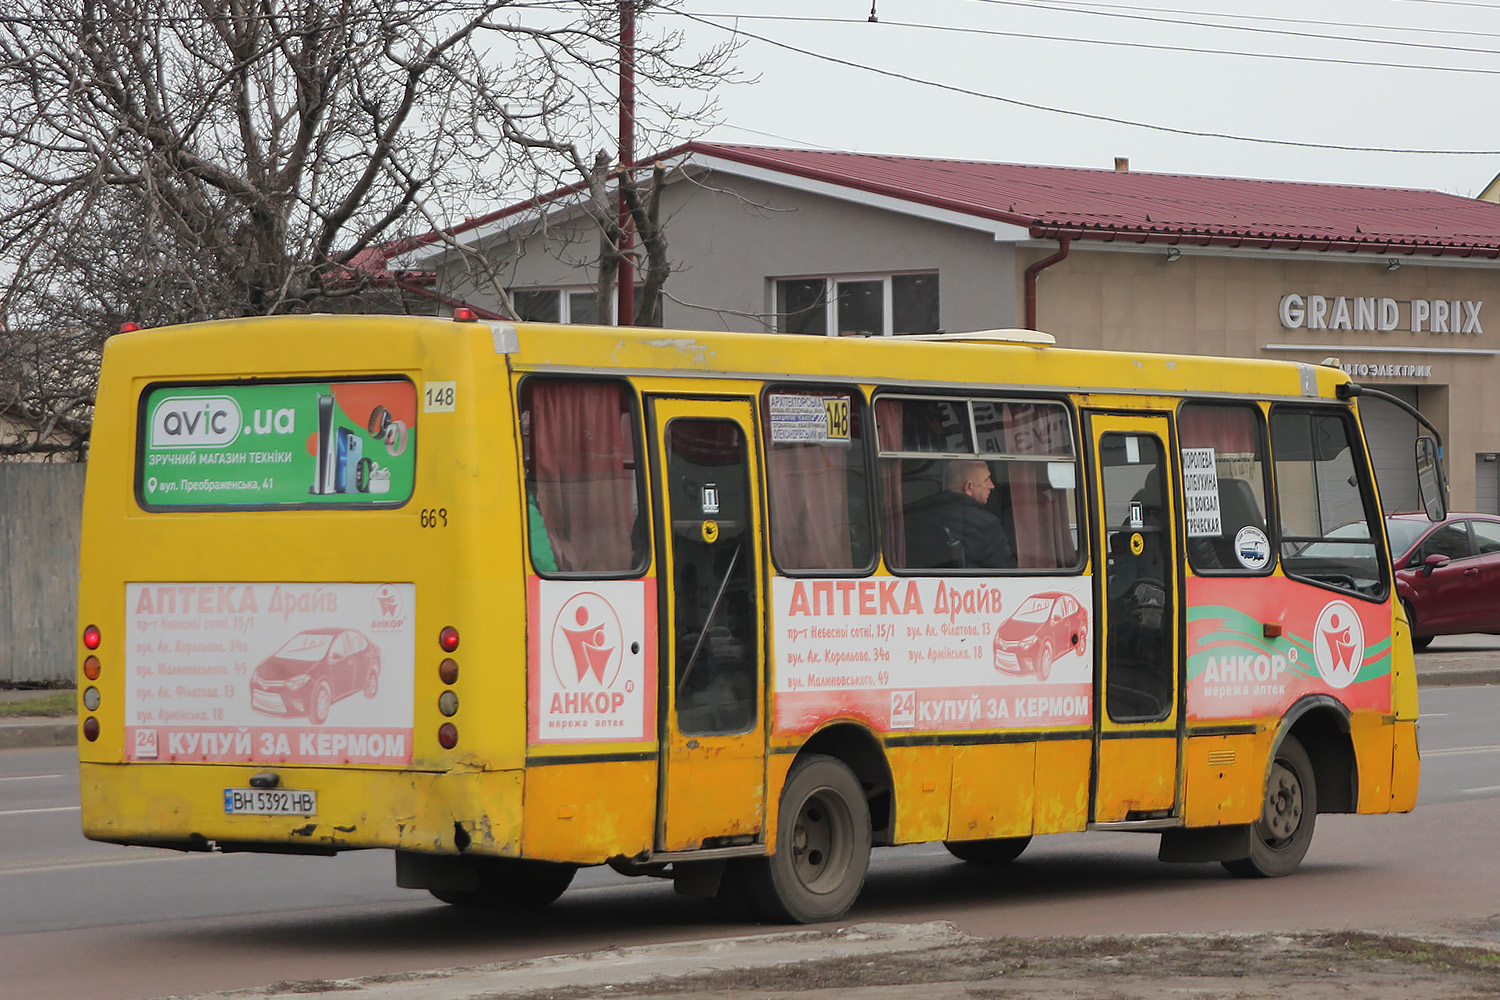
[1020,635,1039,648]
[285,675,312,691]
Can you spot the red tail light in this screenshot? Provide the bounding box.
[438,626,459,652]
[438,723,458,749]
[83,625,101,650]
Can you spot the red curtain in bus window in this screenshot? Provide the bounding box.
[1003,402,1077,569]
[1179,404,1257,453]
[874,398,906,567]
[531,381,637,572]
[768,441,854,571]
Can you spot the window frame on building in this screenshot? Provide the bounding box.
[508,286,663,327]
[772,271,940,337]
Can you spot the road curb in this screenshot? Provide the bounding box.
[0,718,76,749]
[1414,669,1500,688]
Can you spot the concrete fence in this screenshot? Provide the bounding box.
[1,463,85,685]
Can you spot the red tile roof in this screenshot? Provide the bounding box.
[684,143,1500,259]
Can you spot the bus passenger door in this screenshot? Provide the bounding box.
[648,397,767,852]
[1088,414,1182,824]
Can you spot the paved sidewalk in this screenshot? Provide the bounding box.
[4,634,1496,750]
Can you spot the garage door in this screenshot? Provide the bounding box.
[1359,388,1419,514]
[1478,454,1500,515]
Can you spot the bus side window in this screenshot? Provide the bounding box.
[519,378,646,575]
[1179,402,1273,574]
[762,388,875,574]
[875,395,1081,572]
[1271,408,1387,597]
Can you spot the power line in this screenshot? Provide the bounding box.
[687,12,1500,78]
[675,10,1500,155]
[953,0,1500,54]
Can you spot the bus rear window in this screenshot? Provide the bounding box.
[138,380,416,509]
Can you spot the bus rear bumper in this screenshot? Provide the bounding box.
[79,761,525,857]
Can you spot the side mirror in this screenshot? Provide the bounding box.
[1423,553,1450,576]
[1416,437,1447,522]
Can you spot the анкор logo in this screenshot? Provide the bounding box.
[1313,600,1364,689]
[551,592,624,688]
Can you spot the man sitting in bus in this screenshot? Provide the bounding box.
[903,459,1017,570]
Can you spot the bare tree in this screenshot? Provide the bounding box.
[0,0,734,456]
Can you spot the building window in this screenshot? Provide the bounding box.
[773,272,939,336]
[508,287,659,326]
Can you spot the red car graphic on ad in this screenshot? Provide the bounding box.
[249,627,382,725]
[992,591,1088,681]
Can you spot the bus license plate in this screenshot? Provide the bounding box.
[223,788,316,816]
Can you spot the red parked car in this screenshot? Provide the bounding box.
[1386,512,1500,649]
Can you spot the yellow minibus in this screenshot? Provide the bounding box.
[77,315,1442,922]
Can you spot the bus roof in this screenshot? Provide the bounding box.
[103,314,1346,402]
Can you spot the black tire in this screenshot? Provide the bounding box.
[1402,601,1434,651]
[1223,734,1316,878]
[308,680,333,725]
[740,755,871,923]
[943,835,1032,864]
[427,857,576,910]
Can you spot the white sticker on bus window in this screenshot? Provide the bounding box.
[768,393,850,445]
[1182,447,1222,538]
[1234,525,1271,570]
[1124,436,1140,464]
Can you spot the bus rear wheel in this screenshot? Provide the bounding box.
[1223,734,1316,878]
[428,857,577,910]
[741,755,870,923]
[943,835,1031,864]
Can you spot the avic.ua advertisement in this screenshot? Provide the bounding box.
[139,380,416,507]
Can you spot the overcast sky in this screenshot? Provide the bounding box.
[656,0,1500,196]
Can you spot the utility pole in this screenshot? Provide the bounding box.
[616,0,636,326]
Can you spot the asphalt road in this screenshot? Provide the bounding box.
[1,680,1497,1000]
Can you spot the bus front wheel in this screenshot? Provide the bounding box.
[1224,734,1316,878]
[741,755,870,923]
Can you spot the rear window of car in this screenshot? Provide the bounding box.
[1473,521,1500,555]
